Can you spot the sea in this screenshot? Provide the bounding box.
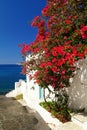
[0,64,26,95]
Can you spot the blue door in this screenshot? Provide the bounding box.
[39,87,44,100]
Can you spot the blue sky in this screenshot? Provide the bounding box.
[0,0,46,64]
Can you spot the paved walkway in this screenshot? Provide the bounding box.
[0,95,38,130]
[5,91,87,130]
[17,98,86,130]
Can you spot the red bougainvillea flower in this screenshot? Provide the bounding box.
[42,5,49,16]
[80,26,87,39]
[77,52,85,58]
[51,67,57,73]
[37,20,45,28]
[57,58,66,66]
[65,19,72,24]
[21,44,31,55]
[31,16,40,27]
[51,46,65,56]
[52,58,57,63]
[64,40,72,45]
[40,62,46,68]
[35,34,45,42]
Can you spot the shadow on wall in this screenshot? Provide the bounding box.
[67,58,87,112]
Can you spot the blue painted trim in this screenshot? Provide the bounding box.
[39,87,44,99]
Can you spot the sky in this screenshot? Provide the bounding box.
[0,0,46,64]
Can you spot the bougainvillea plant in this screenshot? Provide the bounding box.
[21,0,87,90]
[20,0,87,122]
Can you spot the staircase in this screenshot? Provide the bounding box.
[71,113,87,130]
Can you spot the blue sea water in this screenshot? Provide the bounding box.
[0,64,25,95]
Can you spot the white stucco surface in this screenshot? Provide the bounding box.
[67,58,87,112]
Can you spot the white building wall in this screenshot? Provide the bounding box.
[67,58,87,112]
[24,54,43,102]
[26,73,40,101]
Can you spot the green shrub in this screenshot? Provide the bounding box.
[40,100,71,123]
[15,94,23,100]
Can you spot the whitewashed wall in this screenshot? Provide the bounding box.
[15,79,42,108]
[67,58,87,112]
[22,54,44,102]
[26,74,41,101]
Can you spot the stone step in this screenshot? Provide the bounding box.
[71,113,87,130]
[57,122,84,130]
